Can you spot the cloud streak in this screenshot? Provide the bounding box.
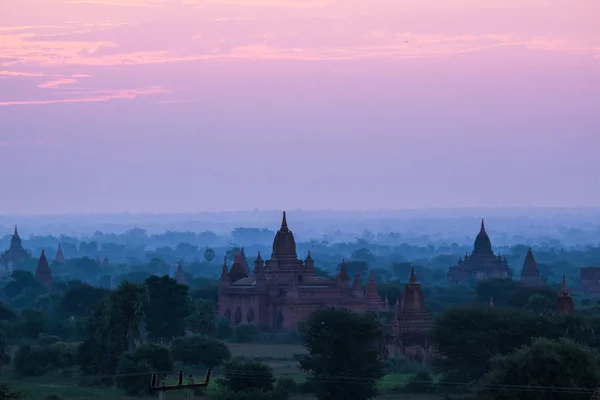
[0,85,168,106]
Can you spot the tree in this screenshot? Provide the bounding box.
[186,299,216,336]
[350,248,376,263]
[77,282,147,378]
[432,306,555,383]
[3,270,45,300]
[59,284,110,317]
[204,247,216,264]
[477,337,600,400]
[144,275,192,343]
[171,335,231,368]
[297,308,384,400]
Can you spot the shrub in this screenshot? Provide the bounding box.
[13,343,77,377]
[171,335,231,368]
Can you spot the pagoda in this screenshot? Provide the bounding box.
[520,247,541,286]
[556,274,575,316]
[381,268,434,359]
[218,211,385,330]
[447,220,513,283]
[54,243,66,264]
[0,225,31,272]
[35,250,53,289]
[175,262,187,285]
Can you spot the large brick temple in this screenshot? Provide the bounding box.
[447,220,513,283]
[218,212,387,330]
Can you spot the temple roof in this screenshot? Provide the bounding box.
[271,211,298,260]
[399,268,427,313]
[54,243,66,264]
[521,247,540,279]
[175,262,186,285]
[239,247,250,274]
[473,219,493,256]
[229,252,249,282]
[35,250,53,289]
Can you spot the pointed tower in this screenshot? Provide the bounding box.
[175,262,187,285]
[229,251,249,282]
[254,252,266,286]
[364,270,384,310]
[1,224,30,269]
[54,243,66,264]
[352,271,363,297]
[304,251,315,273]
[35,250,53,289]
[239,247,250,275]
[557,274,575,315]
[102,255,109,267]
[520,247,541,286]
[337,259,351,290]
[220,258,231,285]
[270,211,298,261]
[473,218,493,256]
[396,268,434,334]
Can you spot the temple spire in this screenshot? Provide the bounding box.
[13,225,18,237]
[281,211,288,231]
[562,273,567,290]
[409,267,416,284]
[220,257,230,282]
[339,259,350,281]
[480,218,485,232]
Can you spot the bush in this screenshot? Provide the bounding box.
[13,343,77,377]
[233,324,259,343]
[0,384,21,400]
[171,335,231,368]
[218,358,275,393]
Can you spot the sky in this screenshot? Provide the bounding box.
[0,0,599,214]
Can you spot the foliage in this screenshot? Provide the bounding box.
[477,337,600,400]
[144,275,192,343]
[186,299,216,336]
[297,307,384,400]
[218,358,276,393]
[432,306,558,383]
[13,342,77,377]
[116,343,173,396]
[0,384,21,400]
[77,282,147,377]
[58,284,109,317]
[204,247,216,263]
[216,316,233,339]
[171,335,231,368]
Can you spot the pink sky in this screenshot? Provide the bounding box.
[0,0,599,214]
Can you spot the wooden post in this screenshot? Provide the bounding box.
[158,378,166,400]
[186,376,195,400]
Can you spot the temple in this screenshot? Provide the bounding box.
[218,212,386,330]
[556,274,575,315]
[381,268,434,360]
[175,262,186,285]
[520,247,541,286]
[0,226,31,273]
[35,250,53,289]
[447,220,513,283]
[54,244,66,264]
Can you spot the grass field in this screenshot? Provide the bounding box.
[0,342,467,400]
